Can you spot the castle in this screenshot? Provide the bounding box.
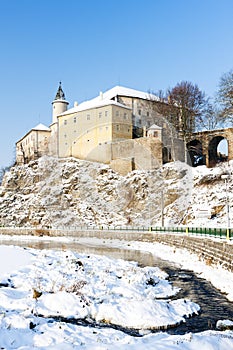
[16,83,185,174]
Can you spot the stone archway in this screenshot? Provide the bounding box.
[187,139,205,167]
[190,127,233,167]
[162,146,172,164]
[208,136,228,167]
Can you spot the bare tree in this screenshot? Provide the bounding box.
[152,82,209,134]
[216,69,233,124]
[196,100,225,131]
[167,81,208,138]
[151,82,208,162]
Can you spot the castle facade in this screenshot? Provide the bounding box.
[16,84,184,174]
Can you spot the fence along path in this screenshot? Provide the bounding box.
[0,225,232,239]
[0,226,232,272]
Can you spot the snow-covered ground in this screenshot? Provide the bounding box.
[0,237,232,349]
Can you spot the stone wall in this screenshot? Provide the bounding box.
[191,127,233,167]
[110,137,163,174]
[140,233,233,272]
[110,158,133,176]
[0,228,232,272]
[71,136,164,174]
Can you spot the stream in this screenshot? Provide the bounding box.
[0,237,233,335]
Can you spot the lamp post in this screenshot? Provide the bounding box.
[221,174,230,239]
[161,189,164,227]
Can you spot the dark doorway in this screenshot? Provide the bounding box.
[187,139,205,167]
[162,147,172,164]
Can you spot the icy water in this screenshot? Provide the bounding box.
[1,237,233,335]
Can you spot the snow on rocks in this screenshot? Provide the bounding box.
[216,319,233,330]
[0,155,233,228]
[0,246,199,331]
[94,298,199,330]
[37,291,90,319]
[0,245,232,349]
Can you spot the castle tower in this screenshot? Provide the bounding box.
[52,82,69,124]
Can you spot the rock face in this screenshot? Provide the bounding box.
[0,156,232,228]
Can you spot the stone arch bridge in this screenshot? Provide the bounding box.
[187,127,233,167]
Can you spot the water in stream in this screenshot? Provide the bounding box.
[0,237,233,335]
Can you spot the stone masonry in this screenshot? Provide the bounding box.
[190,127,233,167]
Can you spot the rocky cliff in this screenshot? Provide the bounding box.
[0,156,232,228]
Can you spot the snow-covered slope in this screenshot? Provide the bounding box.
[0,156,232,228]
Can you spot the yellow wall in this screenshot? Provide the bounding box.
[58,104,132,162]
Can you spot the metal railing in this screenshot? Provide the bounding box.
[0,225,232,240]
[100,225,232,240]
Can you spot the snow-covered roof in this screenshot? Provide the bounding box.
[60,97,131,116]
[52,98,69,104]
[32,123,51,132]
[148,124,162,130]
[16,123,51,144]
[101,85,159,101]
[59,85,158,117]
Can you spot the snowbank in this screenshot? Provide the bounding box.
[0,244,232,349]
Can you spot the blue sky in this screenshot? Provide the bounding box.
[0,0,233,167]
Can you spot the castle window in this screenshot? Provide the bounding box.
[64,134,67,138]
[74,117,76,123]
[99,112,102,118]
[87,114,90,120]
[147,111,150,117]
[105,111,108,117]
[116,125,120,131]
[124,113,127,119]
[138,109,141,115]
[64,120,67,125]
[116,110,119,117]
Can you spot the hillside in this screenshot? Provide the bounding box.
[0,156,232,228]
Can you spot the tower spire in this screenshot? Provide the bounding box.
[52,82,69,124]
[55,82,66,100]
